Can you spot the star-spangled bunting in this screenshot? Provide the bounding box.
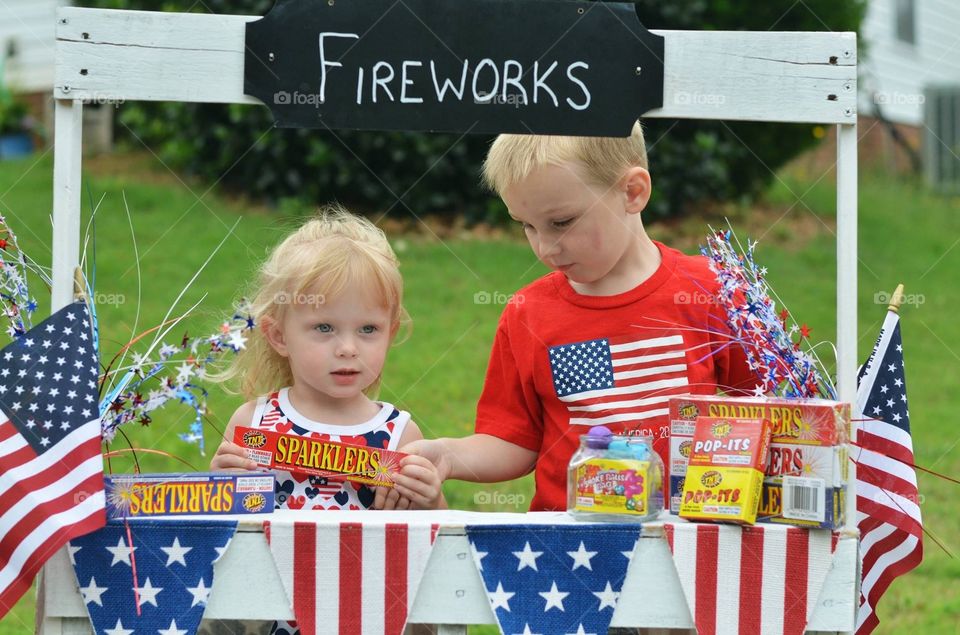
[854,309,922,634]
[0,301,105,615]
[465,525,639,635]
[70,519,237,635]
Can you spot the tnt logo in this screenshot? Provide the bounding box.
[242,493,267,512]
[242,430,267,448]
[679,440,692,458]
[701,470,723,488]
[678,402,699,420]
[710,420,732,439]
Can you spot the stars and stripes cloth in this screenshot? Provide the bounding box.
[854,309,922,634]
[465,524,639,635]
[0,301,105,615]
[549,333,690,427]
[69,518,237,635]
[265,518,439,635]
[663,523,836,635]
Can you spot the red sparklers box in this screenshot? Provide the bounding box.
[680,417,771,524]
[105,472,275,518]
[234,426,405,487]
[668,395,851,528]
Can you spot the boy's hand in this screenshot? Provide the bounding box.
[210,441,258,471]
[398,439,451,481]
[373,455,444,510]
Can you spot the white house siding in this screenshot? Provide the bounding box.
[1,1,70,93]
[859,0,960,125]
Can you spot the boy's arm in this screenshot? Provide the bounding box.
[210,401,259,471]
[401,434,538,483]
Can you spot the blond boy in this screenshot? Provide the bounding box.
[406,122,756,511]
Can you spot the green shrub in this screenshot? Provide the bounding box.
[81,0,865,222]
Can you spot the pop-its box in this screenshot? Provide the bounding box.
[669,395,850,527]
[680,416,771,524]
[105,472,275,518]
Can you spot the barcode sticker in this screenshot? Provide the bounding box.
[782,476,825,522]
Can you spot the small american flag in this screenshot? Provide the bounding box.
[854,309,922,635]
[266,518,438,635]
[549,332,690,426]
[0,301,105,615]
[663,522,836,635]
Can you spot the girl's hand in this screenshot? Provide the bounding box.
[210,441,258,471]
[373,485,411,511]
[373,455,444,510]
[392,455,445,509]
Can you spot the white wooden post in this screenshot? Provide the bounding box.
[837,122,859,546]
[51,98,83,312]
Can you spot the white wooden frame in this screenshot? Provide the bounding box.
[45,6,860,633]
[39,511,860,634]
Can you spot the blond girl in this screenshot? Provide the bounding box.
[212,206,442,512]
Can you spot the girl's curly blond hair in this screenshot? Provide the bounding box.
[216,205,409,400]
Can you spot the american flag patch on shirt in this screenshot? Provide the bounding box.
[549,333,690,426]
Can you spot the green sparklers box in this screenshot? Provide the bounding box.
[668,395,850,528]
[105,472,275,518]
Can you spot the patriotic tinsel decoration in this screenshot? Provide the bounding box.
[0,214,43,339]
[703,227,836,399]
[98,301,255,455]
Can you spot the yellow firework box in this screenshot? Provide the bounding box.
[669,395,851,528]
[680,416,771,524]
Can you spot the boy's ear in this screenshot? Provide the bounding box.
[622,167,652,214]
[260,316,289,357]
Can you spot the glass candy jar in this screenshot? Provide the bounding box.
[567,426,664,522]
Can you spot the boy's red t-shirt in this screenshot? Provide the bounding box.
[474,241,758,511]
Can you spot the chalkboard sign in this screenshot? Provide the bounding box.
[244,0,664,136]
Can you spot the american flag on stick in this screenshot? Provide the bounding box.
[854,284,923,635]
[0,300,105,615]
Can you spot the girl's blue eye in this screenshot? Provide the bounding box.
[315,323,333,333]
[360,325,378,334]
[552,218,573,228]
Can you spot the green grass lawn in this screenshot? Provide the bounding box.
[1,150,958,633]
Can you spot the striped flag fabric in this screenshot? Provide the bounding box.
[549,332,690,426]
[265,519,438,635]
[663,522,836,635]
[854,309,922,635]
[0,301,104,616]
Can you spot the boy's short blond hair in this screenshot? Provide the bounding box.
[482,121,648,195]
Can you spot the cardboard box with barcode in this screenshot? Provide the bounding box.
[679,416,771,524]
[668,395,851,528]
